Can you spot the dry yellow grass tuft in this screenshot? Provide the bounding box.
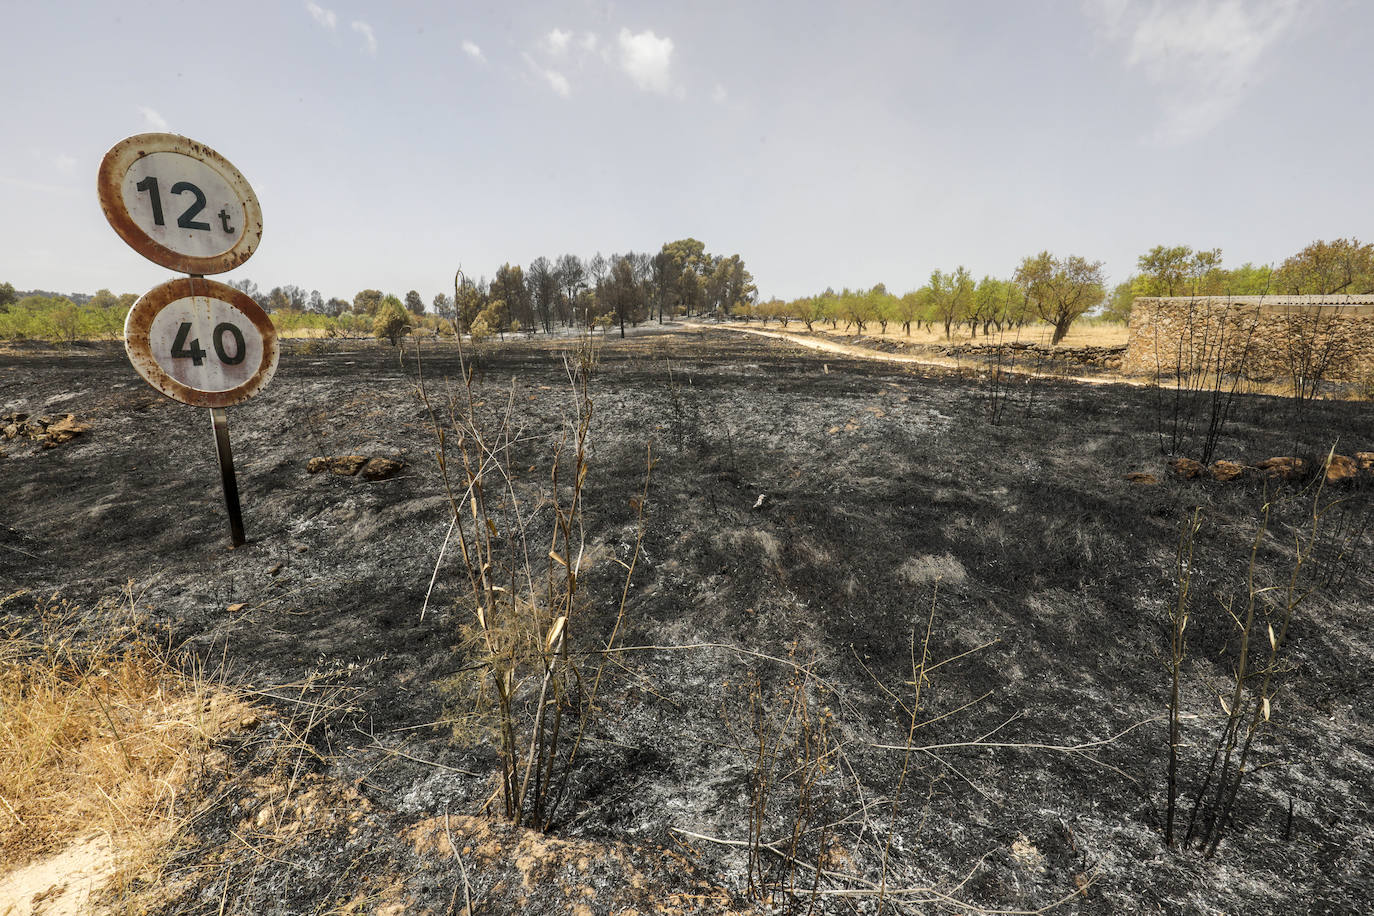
[0,589,255,897]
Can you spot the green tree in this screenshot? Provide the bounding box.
[1014,252,1106,345]
[1135,245,1193,296]
[928,266,973,339]
[895,291,923,335]
[405,289,425,315]
[49,300,81,345]
[660,239,708,317]
[455,280,486,332]
[1272,238,1374,294]
[87,288,119,310]
[556,254,586,326]
[1221,263,1273,295]
[527,257,559,332]
[867,284,898,334]
[604,255,644,338]
[432,292,454,326]
[491,264,531,330]
[1135,245,1225,297]
[353,289,384,316]
[0,282,16,311]
[1104,279,1135,324]
[969,276,1013,337]
[477,299,509,339]
[373,297,410,345]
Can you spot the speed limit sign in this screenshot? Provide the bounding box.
[124,277,279,408]
[98,133,263,275]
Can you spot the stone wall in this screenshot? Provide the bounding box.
[1123,296,1374,384]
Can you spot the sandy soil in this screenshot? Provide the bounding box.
[2,327,1371,914]
[0,836,115,916]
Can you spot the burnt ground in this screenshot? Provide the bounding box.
[2,327,1373,914]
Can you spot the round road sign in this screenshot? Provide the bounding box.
[124,278,279,408]
[98,133,263,275]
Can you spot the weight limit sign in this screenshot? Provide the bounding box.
[97,133,263,275]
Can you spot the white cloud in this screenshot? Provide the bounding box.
[139,106,168,131]
[305,1,336,30]
[461,40,485,63]
[523,53,571,97]
[580,32,600,54]
[617,28,674,95]
[711,83,728,105]
[1085,0,1301,144]
[351,20,377,56]
[54,154,76,173]
[544,28,573,55]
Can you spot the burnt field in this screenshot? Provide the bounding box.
[2,327,1373,915]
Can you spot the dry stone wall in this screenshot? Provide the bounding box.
[1123,296,1374,383]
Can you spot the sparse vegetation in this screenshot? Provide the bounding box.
[1162,451,1368,856]
[416,332,651,831]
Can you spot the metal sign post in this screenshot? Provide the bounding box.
[210,407,246,546]
[99,133,273,547]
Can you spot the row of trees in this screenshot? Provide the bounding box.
[434,239,756,340]
[0,286,139,343]
[742,252,1108,345]
[742,238,1374,347]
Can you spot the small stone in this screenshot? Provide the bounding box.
[1169,457,1204,479]
[360,457,404,481]
[268,563,283,576]
[1326,454,1358,484]
[1125,471,1158,485]
[42,414,87,447]
[1011,835,1046,873]
[227,602,247,613]
[1209,460,1246,482]
[1256,457,1307,481]
[328,455,368,476]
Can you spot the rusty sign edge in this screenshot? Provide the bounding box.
[124,277,279,408]
[97,132,264,275]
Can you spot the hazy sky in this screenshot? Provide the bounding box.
[3,0,1371,305]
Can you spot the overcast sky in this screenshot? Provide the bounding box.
[3,0,1370,305]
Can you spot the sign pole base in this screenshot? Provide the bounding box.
[210,407,246,547]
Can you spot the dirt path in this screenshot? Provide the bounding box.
[0,835,115,916]
[683,322,1146,387]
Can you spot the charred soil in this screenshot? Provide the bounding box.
[2,328,1371,914]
